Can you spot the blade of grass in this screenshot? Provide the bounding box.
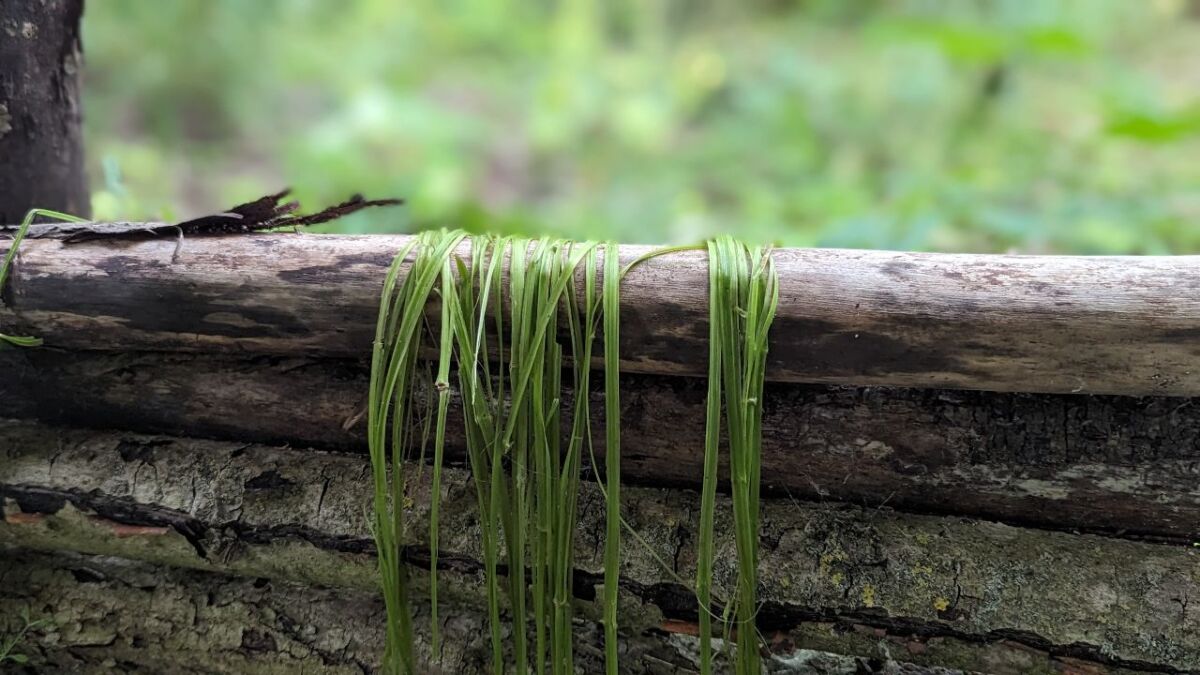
[0,209,88,348]
[602,241,622,675]
[450,235,507,673]
[697,238,723,674]
[427,251,460,661]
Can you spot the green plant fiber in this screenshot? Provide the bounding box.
[367,232,777,674]
[0,209,88,349]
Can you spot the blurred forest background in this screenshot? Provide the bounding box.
[81,0,1200,253]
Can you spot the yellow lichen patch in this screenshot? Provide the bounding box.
[818,552,848,587]
[933,597,950,612]
[861,584,876,607]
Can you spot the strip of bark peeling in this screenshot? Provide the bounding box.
[5,350,1200,541]
[1,549,981,675]
[5,233,1200,395]
[0,420,1195,672]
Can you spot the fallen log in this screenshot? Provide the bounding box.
[5,232,1200,395]
[5,350,1200,541]
[2,549,988,674]
[2,420,1196,672]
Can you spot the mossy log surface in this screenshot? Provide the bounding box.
[1,549,980,675]
[5,232,1200,395]
[5,350,1200,541]
[2,420,1196,673]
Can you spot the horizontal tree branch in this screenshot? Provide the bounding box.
[5,350,1200,540]
[1,420,1196,671]
[5,232,1200,395]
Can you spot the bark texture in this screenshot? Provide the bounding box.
[0,0,89,223]
[1,549,980,675]
[5,350,1200,541]
[2,420,1196,672]
[4,233,1200,394]
[4,233,1200,672]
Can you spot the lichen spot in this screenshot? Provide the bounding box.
[933,596,950,612]
[861,584,876,607]
[20,22,36,39]
[818,551,847,587]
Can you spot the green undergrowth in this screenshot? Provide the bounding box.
[368,231,778,674]
[0,209,88,349]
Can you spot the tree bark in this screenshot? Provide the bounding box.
[1,549,980,675]
[0,0,89,223]
[5,350,1200,541]
[5,233,1200,395]
[2,420,1196,672]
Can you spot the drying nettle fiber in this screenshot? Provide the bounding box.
[367,232,778,674]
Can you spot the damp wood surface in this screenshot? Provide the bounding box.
[5,232,1200,395]
[1,419,1197,673]
[5,350,1200,541]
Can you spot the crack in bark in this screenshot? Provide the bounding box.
[9,350,1200,543]
[1,486,1189,674]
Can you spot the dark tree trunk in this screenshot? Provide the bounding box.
[0,0,89,224]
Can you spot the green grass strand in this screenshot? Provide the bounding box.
[602,241,623,674]
[0,209,88,348]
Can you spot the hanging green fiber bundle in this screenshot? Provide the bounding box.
[367,232,776,674]
[703,236,779,674]
[368,233,619,674]
[368,229,466,674]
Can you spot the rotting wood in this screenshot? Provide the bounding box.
[1,549,984,675]
[4,233,1200,395]
[1,420,1196,672]
[5,350,1200,541]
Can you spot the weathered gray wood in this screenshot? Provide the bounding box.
[5,350,1200,541]
[1,420,1196,672]
[4,233,1200,395]
[1,550,980,675]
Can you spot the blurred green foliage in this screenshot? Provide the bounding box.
[82,0,1200,252]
